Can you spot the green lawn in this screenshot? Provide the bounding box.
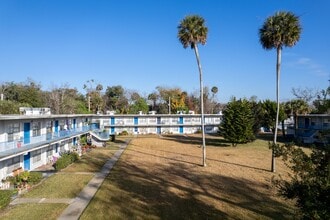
[63,144,119,172]
[0,203,67,220]
[0,140,122,219]
[22,173,93,198]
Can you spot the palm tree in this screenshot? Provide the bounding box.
[259,11,302,172]
[178,15,208,166]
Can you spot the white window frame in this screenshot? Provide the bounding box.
[7,156,20,174]
[33,149,42,163]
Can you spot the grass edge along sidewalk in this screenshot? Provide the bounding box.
[57,140,129,220]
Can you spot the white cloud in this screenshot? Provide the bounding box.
[287,56,329,77]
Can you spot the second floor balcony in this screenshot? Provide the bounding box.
[0,126,91,160]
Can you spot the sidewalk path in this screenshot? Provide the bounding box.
[9,140,129,220]
[10,198,74,205]
[58,141,128,220]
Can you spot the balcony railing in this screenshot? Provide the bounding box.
[0,126,91,157]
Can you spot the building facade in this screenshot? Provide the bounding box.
[0,113,222,181]
[295,114,330,144]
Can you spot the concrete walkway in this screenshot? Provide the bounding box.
[10,140,129,220]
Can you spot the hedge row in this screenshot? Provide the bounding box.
[53,152,80,171]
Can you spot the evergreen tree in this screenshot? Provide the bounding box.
[220,98,255,146]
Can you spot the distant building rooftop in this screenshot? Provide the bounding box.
[19,107,51,116]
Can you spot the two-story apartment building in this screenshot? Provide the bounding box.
[295,114,330,144]
[0,111,222,181]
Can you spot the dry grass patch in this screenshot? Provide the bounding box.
[0,203,67,220]
[81,134,296,220]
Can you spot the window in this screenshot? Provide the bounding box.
[32,122,41,137]
[126,118,133,124]
[46,121,52,134]
[46,146,53,157]
[149,118,156,123]
[184,118,191,123]
[59,120,66,130]
[161,119,169,124]
[33,149,42,163]
[7,156,20,174]
[139,118,146,124]
[7,123,20,142]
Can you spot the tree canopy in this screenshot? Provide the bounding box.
[220,98,255,146]
[273,143,330,219]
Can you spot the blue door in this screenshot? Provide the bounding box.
[111,127,115,134]
[111,117,115,125]
[179,126,183,134]
[23,123,30,144]
[24,153,31,170]
[55,120,59,132]
[179,117,183,124]
[157,126,161,134]
[73,119,76,130]
[134,117,138,133]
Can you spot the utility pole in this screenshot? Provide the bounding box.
[168,97,171,114]
[88,95,91,112]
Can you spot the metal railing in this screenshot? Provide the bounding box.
[0,126,91,155]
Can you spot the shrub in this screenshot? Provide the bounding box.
[18,171,29,182]
[70,152,80,162]
[54,154,72,170]
[6,175,18,186]
[80,136,87,145]
[28,172,43,184]
[273,143,330,219]
[54,152,80,170]
[119,130,128,136]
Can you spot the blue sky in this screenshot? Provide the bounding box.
[0,0,329,103]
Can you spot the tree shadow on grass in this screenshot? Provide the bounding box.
[127,146,201,166]
[256,133,291,143]
[161,134,231,147]
[208,157,270,172]
[83,158,295,220]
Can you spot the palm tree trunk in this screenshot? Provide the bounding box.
[194,44,206,167]
[272,46,282,172]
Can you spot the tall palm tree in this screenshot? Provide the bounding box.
[178,15,208,166]
[259,11,301,172]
